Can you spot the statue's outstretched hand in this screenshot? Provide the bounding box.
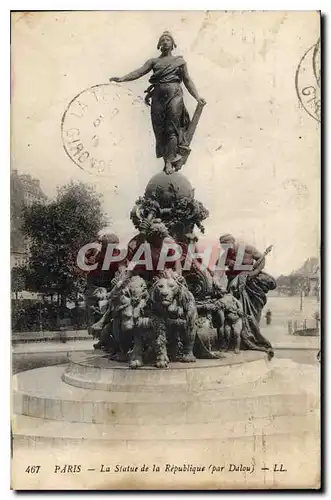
[109,77,123,83]
[197,97,207,106]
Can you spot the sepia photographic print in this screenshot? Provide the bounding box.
[10,10,321,490]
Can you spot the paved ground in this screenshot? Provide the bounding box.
[12,352,70,375]
[260,295,319,338]
[12,340,94,374]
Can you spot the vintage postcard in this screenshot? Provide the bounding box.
[11,10,321,490]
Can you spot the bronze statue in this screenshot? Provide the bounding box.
[218,235,276,358]
[109,31,206,174]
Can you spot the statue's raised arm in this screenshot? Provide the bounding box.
[109,59,154,83]
[109,31,206,174]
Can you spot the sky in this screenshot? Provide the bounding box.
[11,10,320,276]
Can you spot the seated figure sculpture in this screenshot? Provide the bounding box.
[217,234,275,358]
[211,288,244,353]
[196,280,243,353]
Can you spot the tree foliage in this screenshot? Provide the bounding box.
[22,181,107,302]
[11,266,26,297]
[276,273,311,296]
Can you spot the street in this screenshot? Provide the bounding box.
[12,340,93,374]
[12,352,70,374]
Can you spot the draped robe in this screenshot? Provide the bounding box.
[145,56,190,163]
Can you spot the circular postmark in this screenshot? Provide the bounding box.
[295,39,321,122]
[313,38,321,87]
[61,84,149,176]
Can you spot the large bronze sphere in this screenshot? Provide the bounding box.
[144,172,194,201]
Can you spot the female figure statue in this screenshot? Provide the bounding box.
[109,31,206,174]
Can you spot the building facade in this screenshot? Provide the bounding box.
[11,250,29,269]
[10,170,47,269]
[16,172,48,207]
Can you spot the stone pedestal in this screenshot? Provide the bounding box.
[12,351,320,489]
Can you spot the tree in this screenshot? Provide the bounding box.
[11,266,26,300]
[22,181,107,305]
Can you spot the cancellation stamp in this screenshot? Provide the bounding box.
[295,38,321,122]
[61,83,145,176]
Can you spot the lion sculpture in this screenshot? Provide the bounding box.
[92,268,218,369]
[146,269,198,368]
[91,271,151,362]
[108,269,199,369]
[111,273,152,366]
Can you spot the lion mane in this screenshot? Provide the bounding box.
[150,269,195,319]
[148,270,197,366]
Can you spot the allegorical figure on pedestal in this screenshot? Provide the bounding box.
[218,234,276,358]
[109,31,206,174]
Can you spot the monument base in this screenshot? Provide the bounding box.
[12,351,320,489]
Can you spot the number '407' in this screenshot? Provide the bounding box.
[25,465,41,474]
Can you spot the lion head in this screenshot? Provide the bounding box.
[150,269,188,310]
[111,274,149,331]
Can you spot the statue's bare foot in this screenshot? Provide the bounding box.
[164,161,174,175]
[234,348,240,354]
[129,358,143,369]
[181,353,196,363]
[155,354,169,369]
